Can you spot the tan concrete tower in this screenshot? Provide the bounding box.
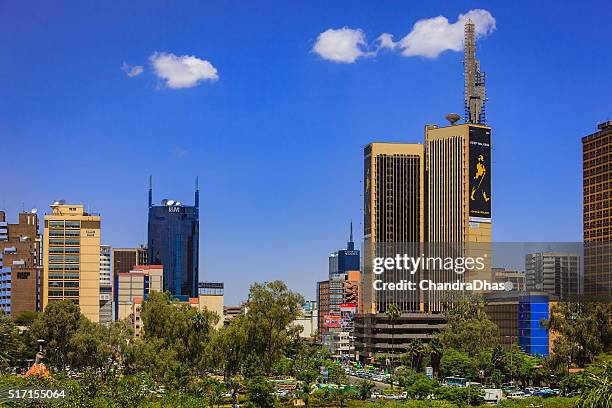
[43,202,101,322]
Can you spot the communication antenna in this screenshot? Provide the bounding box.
[445,113,461,125]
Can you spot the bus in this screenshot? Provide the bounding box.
[443,376,467,387]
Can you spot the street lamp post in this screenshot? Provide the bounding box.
[504,335,513,385]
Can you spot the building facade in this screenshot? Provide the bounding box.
[492,268,527,292]
[363,142,425,314]
[295,301,318,338]
[43,202,101,322]
[114,265,163,335]
[525,252,580,299]
[485,292,551,356]
[0,210,42,317]
[197,282,225,329]
[582,121,612,298]
[112,246,147,274]
[147,178,199,299]
[99,245,112,324]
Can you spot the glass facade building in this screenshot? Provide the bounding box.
[147,178,199,298]
[518,294,550,357]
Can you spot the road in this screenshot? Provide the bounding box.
[347,374,391,389]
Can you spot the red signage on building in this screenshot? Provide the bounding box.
[323,315,341,328]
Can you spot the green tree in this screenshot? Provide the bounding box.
[30,300,82,370]
[439,349,479,380]
[406,339,426,373]
[243,281,304,375]
[356,379,375,400]
[577,358,612,408]
[244,376,277,408]
[67,318,111,374]
[438,298,499,357]
[547,302,612,368]
[211,315,249,378]
[428,337,444,378]
[13,310,38,327]
[386,303,401,366]
[403,373,440,399]
[0,317,20,368]
[139,291,218,380]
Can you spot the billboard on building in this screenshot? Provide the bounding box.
[323,315,341,328]
[468,126,492,222]
[340,303,357,313]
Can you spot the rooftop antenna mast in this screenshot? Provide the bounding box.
[195,176,199,209]
[148,175,153,207]
[464,18,487,125]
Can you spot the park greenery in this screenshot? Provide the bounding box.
[0,283,610,407]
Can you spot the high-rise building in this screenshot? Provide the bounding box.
[43,202,101,322]
[582,121,612,298]
[99,245,112,324]
[317,227,361,359]
[525,252,580,299]
[147,177,199,299]
[329,222,360,279]
[0,210,42,317]
[355,20,492,362]
[363,142,425,314]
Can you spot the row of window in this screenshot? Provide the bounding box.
[49,230,81,237]
[48,265,79,271]
[49,239,80,245]
[49,247,80,254]
[49,221,81,228]
[48,290,79,297]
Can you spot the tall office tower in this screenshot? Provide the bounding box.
[0,210,42,317]
[329,222,360,279]
[316,225,362,358]
[363,142,424,313]
[525,252,581,300]
[147,177,199,299]
[425,122,492,309]
[43,202,101,321]
[582,121,612,298]
[99,245,112,324]
[464,18,487,125]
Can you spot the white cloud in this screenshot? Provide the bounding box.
[312,27,372,63]
[377,33,397,50]
[121,62,144,77]
[150,52,219,89]
[389,9,496,58]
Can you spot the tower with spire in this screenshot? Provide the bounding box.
[147,176,200,298]
[464,18,487,125]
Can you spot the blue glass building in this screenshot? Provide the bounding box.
[518,294,550,357]
[147,177,199,299]
[328,222,360,278]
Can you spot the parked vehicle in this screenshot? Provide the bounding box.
[507,391,526,400]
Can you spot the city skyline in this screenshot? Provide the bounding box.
[2,1,611,304]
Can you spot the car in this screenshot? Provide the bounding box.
[535,388,556,398]
[507,391,526,400]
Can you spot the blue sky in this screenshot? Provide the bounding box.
[1,1,610,304]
